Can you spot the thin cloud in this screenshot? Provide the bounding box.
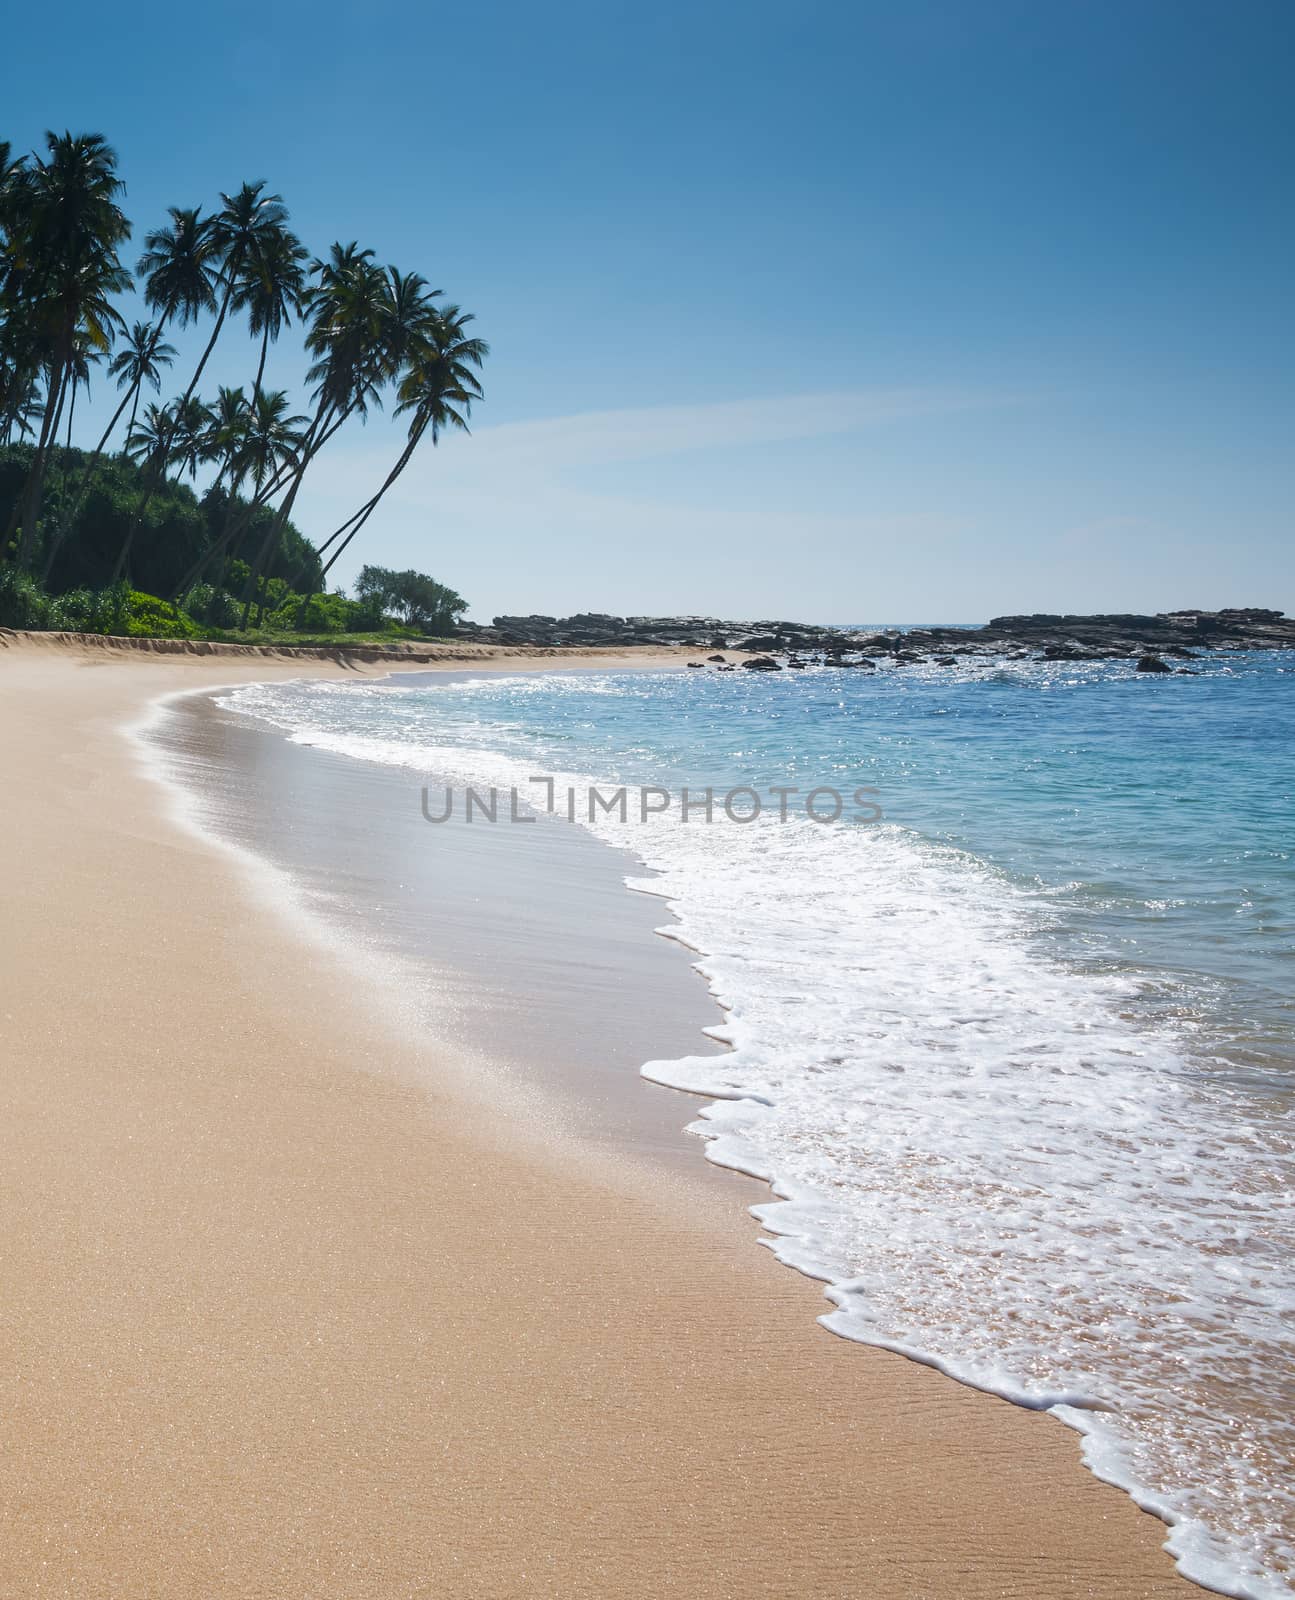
[304,385,1011,499]
[294,386,1011,610]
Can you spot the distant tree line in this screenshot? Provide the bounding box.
[0,130,484,634]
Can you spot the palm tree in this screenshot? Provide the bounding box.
[64,318,176,585]
[167,395,213,482]
[0,140,24,221]
[172,182,289,419]
[173,388,305,604]
[315,304,486,584]
[117,185,291,582]
[97,320,177,454]
[0,361,42,444]
[125,401,175,476]
[230,388,306,497]
[137,206,220,334]
[236,242,390,624]
[203,385,250,487]
[0,147,43,466]
[9,132,130,568]
[234,222,307,405]
[61,336,101,448]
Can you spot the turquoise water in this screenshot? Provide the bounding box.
[225,649,1295,1600]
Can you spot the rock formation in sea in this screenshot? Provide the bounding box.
[455,608,1295,659]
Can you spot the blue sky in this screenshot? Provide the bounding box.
[4,0,1292,621]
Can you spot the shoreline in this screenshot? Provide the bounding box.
[145,677,734,1168]
[0,624,745,668]
[0,634,1201,1597]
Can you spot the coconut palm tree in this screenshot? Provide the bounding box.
[167,395,213,482]
[9,131,130,568]
[315,304,486,583]
[47,318,171,576]
[97,320,177,455]
[231,388,306,497]
[0,140,24,219]
[0,140,32,303]
[0,360,43,444]
[236,242,390,624]
[60,336,101,448]
[117,185,294,581]
[125,400,174,475]
[172,182,289,418]
[308,265,440,563]
[137,207,220,335]
[203,385,250,487]
[173,388,305,605]
[234,222,307,406]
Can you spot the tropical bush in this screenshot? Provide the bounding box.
[123,590,195,639]
[0,565,51,628]
[183,581,241,629]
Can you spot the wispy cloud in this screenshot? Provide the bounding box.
[294,386,1013,612]
[431,386,1004,469]
[302,385,1008,512]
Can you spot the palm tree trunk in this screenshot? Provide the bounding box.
[177,279,233,419]
[119,281,234,581]
[292,425,426,625]
[252,322,270,406]
[240,468,308,627]
[41,371,148,585]
[316,438,417,582]
[170,458,292,603]
[16,356,68,570]
[94,380,137,457]
[236,402,346,627]
[125,385,142,451]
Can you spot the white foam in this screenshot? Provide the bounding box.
[219,676,1295,1600]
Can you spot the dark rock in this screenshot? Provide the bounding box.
[742,656,782,671]
[467,609,1295,659]
[1043,643,1103,660]
[686,661,704,669]
[707,653,726,663]
[1136,655,1173,673]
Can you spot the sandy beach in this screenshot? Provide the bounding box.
[0,630,1199,1599]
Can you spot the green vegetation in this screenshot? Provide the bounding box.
[353,565,466,633]
[0,130,484,641]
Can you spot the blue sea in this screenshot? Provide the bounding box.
[222,646,1295,1600]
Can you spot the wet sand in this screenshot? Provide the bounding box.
[0,632,1200,1598]
[150,678,730,1164]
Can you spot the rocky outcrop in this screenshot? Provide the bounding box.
[457,608,1295,661]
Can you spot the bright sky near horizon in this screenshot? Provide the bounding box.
[4,0,1293,622]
